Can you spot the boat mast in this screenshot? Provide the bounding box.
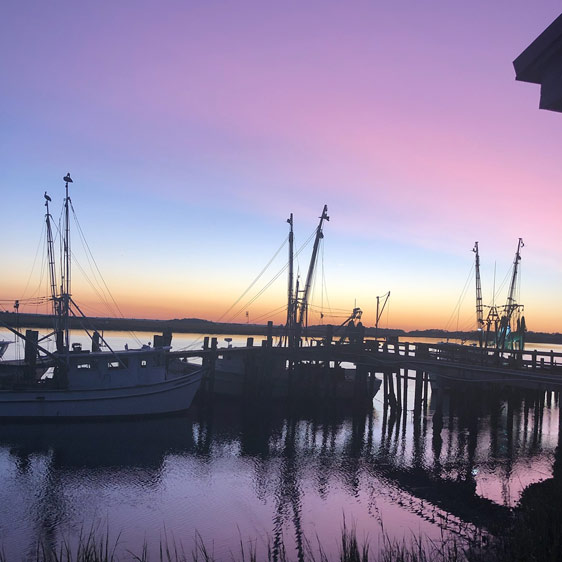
[297,205,329,331]
[286,213,295,347]
[497,238,524,351]
[473,242,484,346]
[61,173,73,352]
[375,291,390,340]
[44,192,62,344]
[506,238,523,313]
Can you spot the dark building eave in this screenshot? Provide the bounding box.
[513,13,562,112]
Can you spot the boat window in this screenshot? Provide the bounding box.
[108,358,128,370]
[77,362,91,369]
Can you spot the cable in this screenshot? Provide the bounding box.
[70,202,143,346]
[219,225,319,324]
[444,264,474,332]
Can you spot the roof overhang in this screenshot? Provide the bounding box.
[513,13,562,112]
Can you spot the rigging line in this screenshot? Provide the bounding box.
[70,203,114,306]
[493,265,512,304]
[308,303,351,313]
[220,224,319,324]
[228,261,290,322]
[307,311,347,319]
[72,253,126,322]
[70,204,122,313]
[71,257,115,310]
[217,235,289,323]
[69,300,128,366]
[250,304,289,324]
[0,296,51,304]
[222,227,318,323]
[517,262,523,306]
[73,253,116,315]
[20,221,48,302]
[70,202,142,345]
[385,298,390,329]
[444,263,474,331]
[321,254,334,320]
[225,229,312,322]
[292,226,318,273]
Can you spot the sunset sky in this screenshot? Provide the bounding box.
[1,1,561,333]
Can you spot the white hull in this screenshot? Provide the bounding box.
[0,368,203,419]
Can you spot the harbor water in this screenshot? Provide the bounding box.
[0,330,561,560]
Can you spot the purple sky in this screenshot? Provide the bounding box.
[1,1,561,331]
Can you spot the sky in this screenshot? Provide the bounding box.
[1,1,561,333]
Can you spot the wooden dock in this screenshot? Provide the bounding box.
[169,334,562,394]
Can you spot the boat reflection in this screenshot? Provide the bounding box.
[0,415,195,560]
[0,382,560,561]
[0,415,195,470]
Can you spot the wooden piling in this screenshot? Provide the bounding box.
[208,337,218,396]
[414,370,424,419]
[432,384,444,438]
[24,330,39,380]
[387,370,397,411]
[395,370,402,412]
[383,370,389,405]
[423,372,429,410]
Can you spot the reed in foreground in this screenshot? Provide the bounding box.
[0,523,484,562]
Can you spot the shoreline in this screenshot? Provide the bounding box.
[1,311,560,344]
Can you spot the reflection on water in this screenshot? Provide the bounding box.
[0,380,560,561]
[1,331,561,559]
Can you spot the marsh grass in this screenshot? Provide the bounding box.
[0,522,481,562]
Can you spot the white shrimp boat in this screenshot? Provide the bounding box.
[0,174,203,419]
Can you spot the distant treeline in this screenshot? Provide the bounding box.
[1,311,561,344]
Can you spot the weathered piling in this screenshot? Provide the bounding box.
[208,337,218,396]
[432,383,444,437]
[386,369,397,411]
[243,337,255,396]
[413,370,424,419]
[395,370,402,412]
[24,329,39,379]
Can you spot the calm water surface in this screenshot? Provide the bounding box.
[0,330,560,560]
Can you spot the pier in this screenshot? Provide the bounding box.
[165,323,562,408]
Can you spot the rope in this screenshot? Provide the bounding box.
[70,201,143,346]
[444,263,474,332]
[217,235,288,323]
[219,225,319,324]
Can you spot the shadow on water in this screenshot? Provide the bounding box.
[0,376,561,560]
[0,415,195,469]
[0,416,195,559]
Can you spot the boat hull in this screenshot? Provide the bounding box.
[0,369,203,419]
[212,362,382,403]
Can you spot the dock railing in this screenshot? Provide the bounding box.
[362,339,562,373]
